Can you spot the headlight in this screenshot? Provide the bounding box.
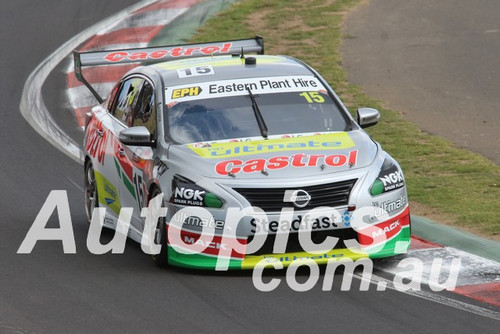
[370,159,405,196]
[170,176,223,208]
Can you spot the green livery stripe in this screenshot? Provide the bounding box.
[114,157,136,200]
[167,246,242,270]
[122,173,136,200]
[114,158,121,175]
[368,226,411,259]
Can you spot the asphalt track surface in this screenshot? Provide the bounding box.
[342,0,500,164]
[1,1,499,333]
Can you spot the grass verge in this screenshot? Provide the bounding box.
[189,0,499,239]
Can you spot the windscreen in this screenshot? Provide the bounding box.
[165,76,349,144]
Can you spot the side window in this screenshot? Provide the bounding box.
[132,81,157,138]
[106,83,120,112]
[112,77,144,126]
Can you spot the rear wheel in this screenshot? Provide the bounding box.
[84,160,98,225]
[150,187,168,267]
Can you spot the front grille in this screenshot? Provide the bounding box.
[233,179,357,212]
[247,228,359,256]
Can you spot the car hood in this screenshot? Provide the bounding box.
[168,131,378,180]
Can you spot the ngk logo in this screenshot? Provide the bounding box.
[380,171,404,187]
[175,187,205,201]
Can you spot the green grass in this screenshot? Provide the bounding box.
[190,0,500,239]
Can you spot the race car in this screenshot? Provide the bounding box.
[75,36,410,270]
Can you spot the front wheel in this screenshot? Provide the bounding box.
[150,187,168,267]
[84,160,98,225]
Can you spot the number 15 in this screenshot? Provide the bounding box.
[299,91,325,103]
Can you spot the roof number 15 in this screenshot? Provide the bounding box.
[177,65,215,78]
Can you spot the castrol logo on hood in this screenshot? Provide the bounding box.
[186,132,359,176]
[215,151,358,176]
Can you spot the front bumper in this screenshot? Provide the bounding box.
[166,206,411,270]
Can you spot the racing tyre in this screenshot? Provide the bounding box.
[84,159,98,225]
[150,187,168,267]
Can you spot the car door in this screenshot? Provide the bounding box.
[111,77,157,234]
[97,76,144,227]
[84,80,125,222]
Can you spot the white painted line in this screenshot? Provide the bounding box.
[19,0,158,164]
[66,177,84,192]
[354,273,500,321]
[362,246,500,320]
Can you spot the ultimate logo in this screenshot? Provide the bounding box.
[189,132,355,158]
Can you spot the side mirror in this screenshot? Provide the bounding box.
[357,108,380,129]
[119,126,153,146]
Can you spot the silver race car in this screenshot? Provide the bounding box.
[75,37,410,269]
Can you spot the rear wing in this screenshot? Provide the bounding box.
[73,36,264,103]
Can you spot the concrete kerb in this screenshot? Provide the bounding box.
[412,215,500,263]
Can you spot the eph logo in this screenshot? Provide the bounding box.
[171,86,202,99]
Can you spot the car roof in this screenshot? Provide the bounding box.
[146,55,314,87]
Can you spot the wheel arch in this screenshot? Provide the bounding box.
[84,155,91,167]
[147,182,162,202]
